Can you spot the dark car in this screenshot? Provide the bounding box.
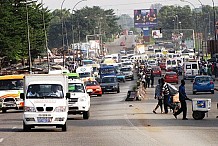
[100,76,120,93]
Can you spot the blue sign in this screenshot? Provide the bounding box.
[197,100,206,108]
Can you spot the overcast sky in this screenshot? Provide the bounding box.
[42,0,217,16]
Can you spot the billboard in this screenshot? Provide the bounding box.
[152,30,162,38]
[134,9,157,28]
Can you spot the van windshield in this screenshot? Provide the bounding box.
[192,64,197,69]
[27,84,64,99]
[79,72,91,78]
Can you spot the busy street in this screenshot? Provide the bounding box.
[1,0,218,146]
[1,75,218,146]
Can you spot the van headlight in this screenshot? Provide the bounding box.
[24,106,36,112]
[54,106,66,112]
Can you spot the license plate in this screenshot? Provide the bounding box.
[37,117,52,123]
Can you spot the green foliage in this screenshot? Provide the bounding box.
[47,6,121,49]
[0,0,51,66]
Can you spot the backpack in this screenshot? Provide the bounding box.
[167,83,178,96]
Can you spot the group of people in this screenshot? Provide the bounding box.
[136,63,154,88]
[153,78,191,120]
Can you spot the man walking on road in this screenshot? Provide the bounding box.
[161,78,174,114]
[173,79,191,120]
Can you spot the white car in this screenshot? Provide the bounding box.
[68,79,91,119]
[0,97,24,113]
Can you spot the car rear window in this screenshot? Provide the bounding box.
[195,77,211,82]
[192,64,197,69]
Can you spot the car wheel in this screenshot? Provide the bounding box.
[211,90,214,94]
[23,121,31,132]
[193,91,196,95]
[131,77,134,80]
[83,110,90,119]
[176,82,178,84]
[123,79,125,83]
[97,94,102,97]
[62,123,67,132]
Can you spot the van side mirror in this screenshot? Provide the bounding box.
[66,93,71,99]
[20,93,25,100]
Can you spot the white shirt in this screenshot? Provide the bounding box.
[27,92,39,97]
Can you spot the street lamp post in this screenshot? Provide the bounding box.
[71,0,87,63]
[180,0,198,53]
[212,0,217,55]
[25,0,32,74]
[41,0,50,72]
[61,0,67,67]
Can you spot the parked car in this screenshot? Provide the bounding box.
[152,66,162,77]
[0,97,24,113]
[192,76,214,94]
[164,72,179,84]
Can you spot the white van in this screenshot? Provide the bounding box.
[183,61,199,79]
[76,66,93,79]
[21,74,70,131]
[166,58,178,70]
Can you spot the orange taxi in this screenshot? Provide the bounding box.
[84,78,102,96]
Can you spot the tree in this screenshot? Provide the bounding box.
[0,0,51,66]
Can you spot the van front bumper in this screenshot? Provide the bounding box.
[23,112,67,125]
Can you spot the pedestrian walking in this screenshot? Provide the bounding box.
[173,79,191,120]
[146,70,151,88]
[153,79,163,114]
[161,78,174,114]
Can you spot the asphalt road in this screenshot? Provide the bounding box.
[105,35,136,54]
[1,75,218,146]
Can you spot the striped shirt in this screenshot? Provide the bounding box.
[162,83,169,95]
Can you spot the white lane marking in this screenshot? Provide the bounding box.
[0,138,4,143]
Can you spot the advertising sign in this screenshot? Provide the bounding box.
[152,30,162,38]
[134,9,157,28]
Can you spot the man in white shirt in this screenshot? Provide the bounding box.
[49,85,63,97]
[27,87,39,97]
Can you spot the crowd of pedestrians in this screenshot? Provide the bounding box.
[152,78,192,120]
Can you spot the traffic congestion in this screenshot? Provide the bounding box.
[1,1,218,146]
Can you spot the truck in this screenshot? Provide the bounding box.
[68,79,91,119]
[20,74,70,132]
